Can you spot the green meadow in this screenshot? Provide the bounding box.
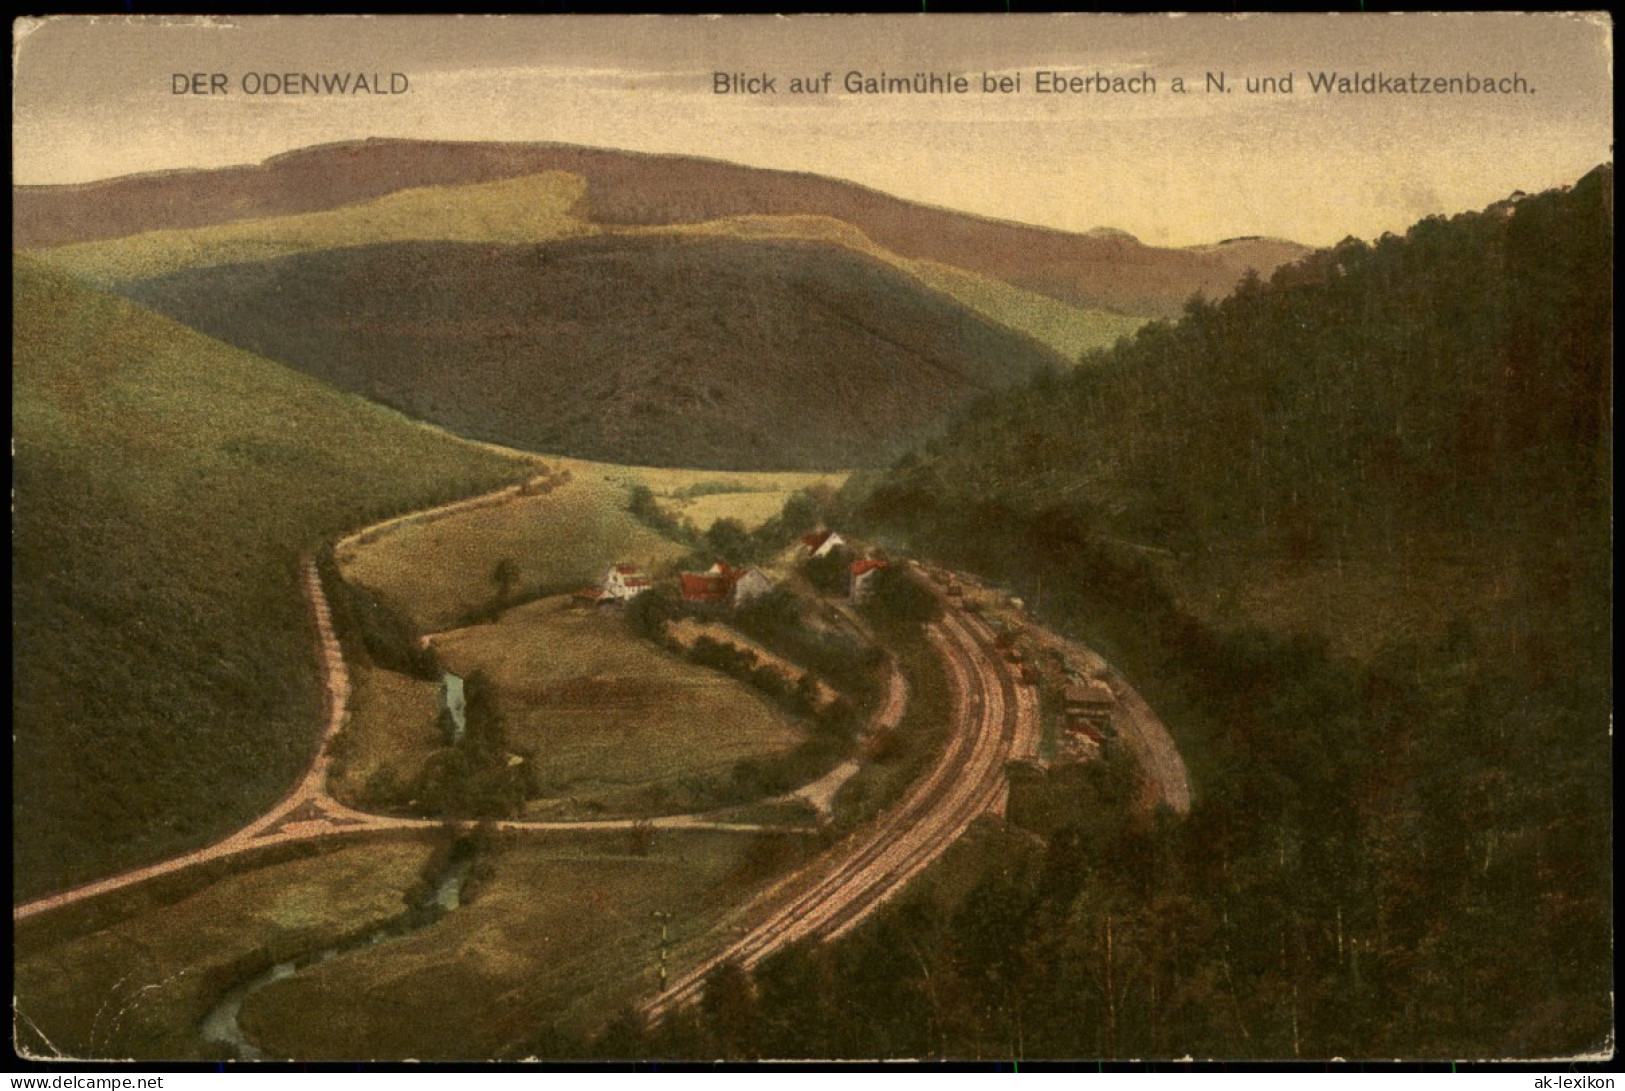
[237,831,806,1059]
[335,458,689,634]
[13,838,441,1060]
[431,598,804,816]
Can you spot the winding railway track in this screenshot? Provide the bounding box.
[641,598,1037,1020]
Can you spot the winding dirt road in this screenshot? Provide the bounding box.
[17,490,1167,1061]
[13,500,918,925]
[13,557,411,922]
[12,498,807,924]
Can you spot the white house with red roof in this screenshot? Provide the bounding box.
[731,565,774,606]
[680,560,775,608]
[600,563,652,602]
[798,530,847,559]
[850,558,890,604]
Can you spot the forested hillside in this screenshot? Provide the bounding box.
[817,167,1614,1058]
[120,235,1065,471]
[12,258,534,900]
[868,164,1610,563]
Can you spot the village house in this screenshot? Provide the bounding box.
[599,563,652,602]
[730,565,774,606]
[679,560,775,608]
[850,558,890,604]
[679,569,733,606]
[798,529,847,559]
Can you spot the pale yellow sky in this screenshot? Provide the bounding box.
[11,13,1613,247]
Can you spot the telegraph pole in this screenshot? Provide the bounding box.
[651,910,673,991]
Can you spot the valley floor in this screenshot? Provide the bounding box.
[15,457,1177,1060]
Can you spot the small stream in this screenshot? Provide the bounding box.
[200,844,475,1061]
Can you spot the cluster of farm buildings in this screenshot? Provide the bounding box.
[571,529,890,611]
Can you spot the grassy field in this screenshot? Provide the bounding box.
[337,458,688,633]
[12,256,535,900]
[327,661,443,809]
[329,452,826,817]
[428,597,804,815]
[334,454,845,633]
[902,258,1149,361]
[13,838,440,1061]
[598,459,844,533]
[666,490,804,534]
[237,831,805,1059]
[30,173,591,285]
[599,460,844,497]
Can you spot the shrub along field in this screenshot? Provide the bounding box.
[236,829,807,1060]
[427,597,805,816]
[12,837,443,1061]
[12,257,536,902]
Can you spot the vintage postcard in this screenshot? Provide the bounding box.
[11,13,1613,1064]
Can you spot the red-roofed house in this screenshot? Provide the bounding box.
[798,530,847,559]
[850,558,890,604]
[680,571,733,605]
[681,561,775,607]
[600,564,652,602]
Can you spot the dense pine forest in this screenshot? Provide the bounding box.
[119,235,1063,471]
[870,164,1610,564]
[576,167,1613,1059]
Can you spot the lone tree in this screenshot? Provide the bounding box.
[490,558,520,606]
[705,517,755,567]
